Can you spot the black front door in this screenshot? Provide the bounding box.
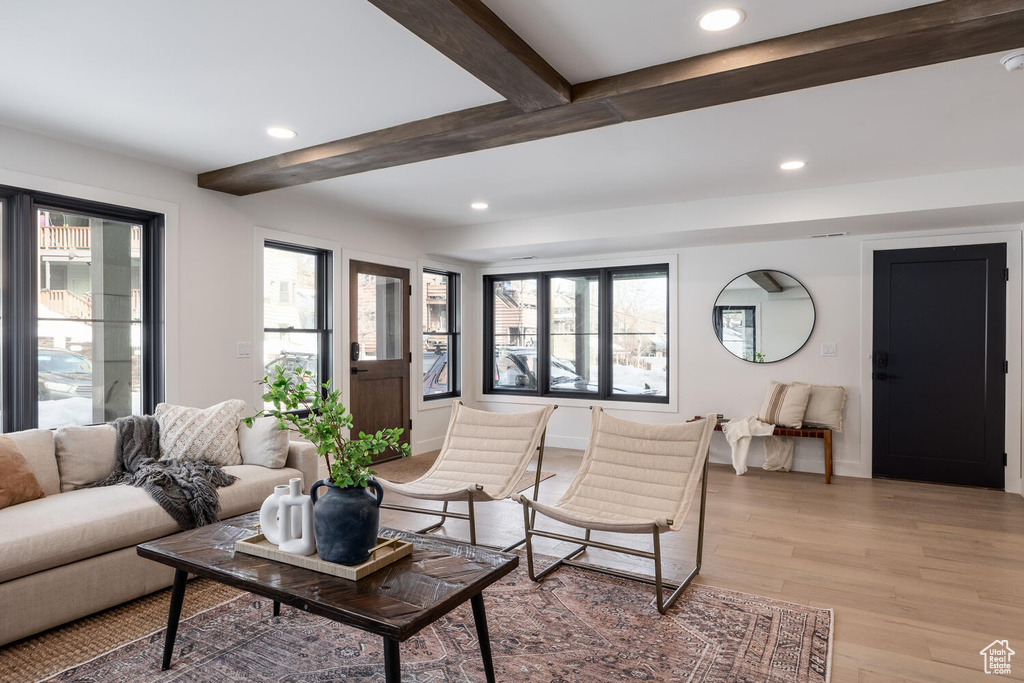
[873,244,1006,488]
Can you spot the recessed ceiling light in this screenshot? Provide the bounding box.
[470,202,489,210]
[780,160,807,171]
[699,8,745,32]
[266,127,297,139]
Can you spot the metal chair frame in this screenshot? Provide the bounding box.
[519,452,709,614]
[380,432,549,552]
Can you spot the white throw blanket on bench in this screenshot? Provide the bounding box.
[721,417,795,475]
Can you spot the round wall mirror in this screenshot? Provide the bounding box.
[712,270,815,363]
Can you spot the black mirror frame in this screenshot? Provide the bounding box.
[711,269,815,364]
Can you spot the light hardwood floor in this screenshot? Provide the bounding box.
[374,447,1024,682]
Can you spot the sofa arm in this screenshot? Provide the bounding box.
[286,441,321,493]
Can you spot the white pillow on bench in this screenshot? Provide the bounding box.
[793,382,846,432]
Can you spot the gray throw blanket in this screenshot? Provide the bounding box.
[83,415,237,530]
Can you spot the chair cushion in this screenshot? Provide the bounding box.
[156,399,246,466]
[238,417,289,469]
[0,463,302,583]
[0,436,45,510]
[757,381,812,429]
[54,424,117,492]
[378,403,555,501]
[6,430,59,496]
[536,410,714,533]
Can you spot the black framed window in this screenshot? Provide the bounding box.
[0,184,164,432]
[485,265,669,403]
[713,305,756,362]
[262,241,332,403]
[422,269,460,399]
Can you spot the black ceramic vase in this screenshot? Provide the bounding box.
[309,478,384,565]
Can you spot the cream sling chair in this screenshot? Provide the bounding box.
[515,409,717,614]
[377,401,556,550]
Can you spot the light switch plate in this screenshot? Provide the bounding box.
[237,342,252,359]
[821,343,837,357]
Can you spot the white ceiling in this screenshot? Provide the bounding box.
[1,0,1022,238]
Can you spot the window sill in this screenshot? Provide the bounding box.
[475,392,677,413]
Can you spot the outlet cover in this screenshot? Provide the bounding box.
[237,342,252,359]
[820,343,837,357]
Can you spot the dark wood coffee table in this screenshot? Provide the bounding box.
[137,513,518,682]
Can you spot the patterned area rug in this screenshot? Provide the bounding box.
[44,565,832,682]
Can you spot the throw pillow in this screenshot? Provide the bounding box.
[793,381,846,432]
[0,435,46,509]
[757,381,812,429]
[155,399,247,466]
[54,424,118,492]
[238,416,289,469]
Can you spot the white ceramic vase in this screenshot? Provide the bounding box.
[277,477,316,556]
[259,484,300,544]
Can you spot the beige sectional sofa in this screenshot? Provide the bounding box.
[0,426,318,646]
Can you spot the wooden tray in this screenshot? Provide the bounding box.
[234,533,413,580]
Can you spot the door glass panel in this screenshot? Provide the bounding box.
[356,273,403,361]
[611,271,668,397]
[38,209,142,428]
[549,275,598,393]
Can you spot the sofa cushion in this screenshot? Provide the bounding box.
[219,464,303,518]
[155,399,246,466]
[0,464,302,583]
[54,424,118,492]
[238,417,289,469]
[6,430,59,496]
[0,436,45,510]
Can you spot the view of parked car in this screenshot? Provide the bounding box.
[38,348,93,400]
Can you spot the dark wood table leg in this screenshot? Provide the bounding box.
[273,601,280,617]
[161,569,188,671]
[471,593,496,683]
[384,637,401,682]
[824,429,833,484]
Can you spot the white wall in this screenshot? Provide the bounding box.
[470,227,1023,493]
[0,124,455,454]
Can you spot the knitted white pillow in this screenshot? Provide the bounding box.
[155,399,247,466]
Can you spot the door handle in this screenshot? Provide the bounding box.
[351,367,369,375]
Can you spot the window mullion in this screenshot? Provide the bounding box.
[2,193,38,431]
[537,274,551,397]
[598,269,613,401]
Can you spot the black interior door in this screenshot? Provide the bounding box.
[873,244,1006,488]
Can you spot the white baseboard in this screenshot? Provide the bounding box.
[413,436,444,455]
[545,435,589,451]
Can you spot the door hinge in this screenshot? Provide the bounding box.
[1005,360,1009,374]
[408,419,413,431]
[408,284,412,296]
[1006,268,1010,282]
[1003,452,1008,466]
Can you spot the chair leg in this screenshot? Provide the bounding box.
[655,455,710,614]
[522,500,589,582]
[414,501,449,535]
[467,491,477,546]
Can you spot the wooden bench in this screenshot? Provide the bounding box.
[694,416,833,484]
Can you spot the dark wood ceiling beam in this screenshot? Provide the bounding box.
[575,0,1024,121]
[367,0,570,112]
[198,100,622,195]
[199,0,1024,196]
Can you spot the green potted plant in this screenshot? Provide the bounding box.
[246,366,410,565]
